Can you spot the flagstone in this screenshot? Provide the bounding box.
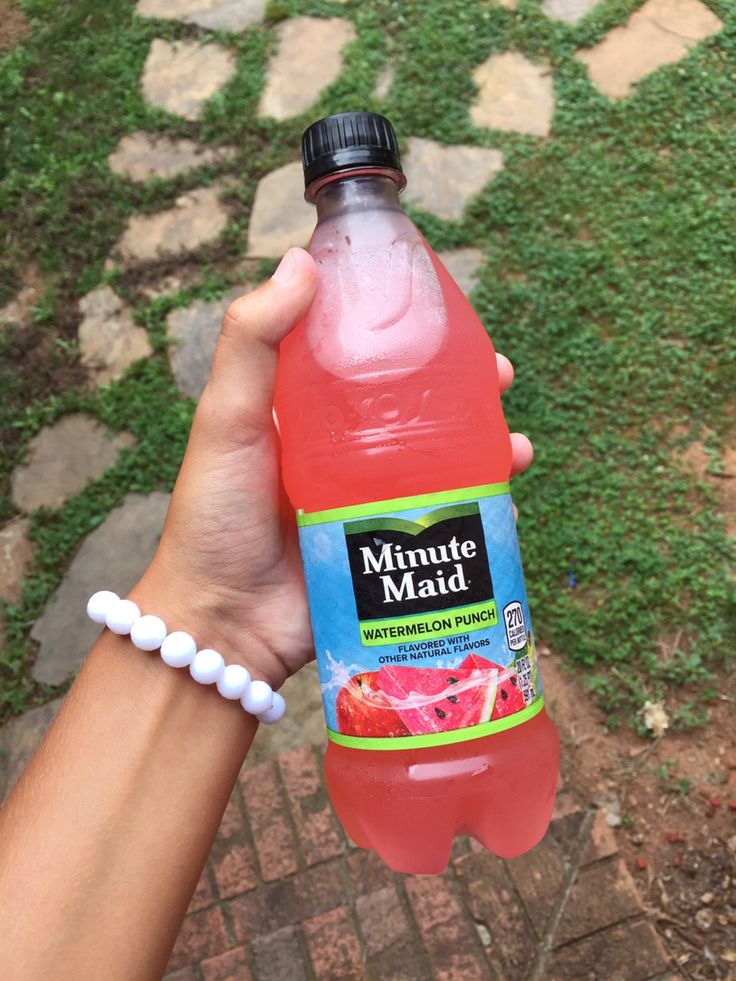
[259,17,357,121]
[576,0,723,99]
[78,286,152,385]
[402,138,504,221]
[11,415,136,513]
[31,493,171,684]
[142,39,236,120]
[247,162,314,258]
[470,51,555,137]
[136,0,266,31]
[108,132,231,183]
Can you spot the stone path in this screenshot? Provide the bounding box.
[2,0,724,975]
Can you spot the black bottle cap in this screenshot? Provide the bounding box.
[301,112,403,198]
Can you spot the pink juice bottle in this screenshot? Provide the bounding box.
[274,112,559,875]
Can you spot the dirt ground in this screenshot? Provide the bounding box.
[0,0,28,54]
[543,649,736,980]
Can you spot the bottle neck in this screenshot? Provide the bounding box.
[312,171,403,223]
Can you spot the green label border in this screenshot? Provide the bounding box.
[327,695,544,750]
[297,482,510,528]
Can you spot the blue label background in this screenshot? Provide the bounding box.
[299,492,538,732]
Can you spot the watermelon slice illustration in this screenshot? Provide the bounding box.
[460,653,526,719]
[376,664,498,735]
[336,670,410,738]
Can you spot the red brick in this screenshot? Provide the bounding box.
[218,791,246,842]
[355,884,409,955]
[168,907,230,971]
[188,866,215,913]
[230,860,345,942]
[304,906,365,980]
[580,810,619,866]
[547,919,669,980]
[164,969,197,980]
[506,830,566,938]
[367,939,431,981]
[405,876,488,981]
[201,945,252,981]
[213,841,258,899]
[455,851,534,980]
[278,747,344,865]
[240,760,299,881]
[251,925,308,981]
[404,874,462,930]
[346,847,397,897]
[556,859,643,945]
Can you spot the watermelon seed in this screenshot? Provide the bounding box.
[510,677,518,686]
[434,707,447,720]
[447,695,459,704]
[448,677,458,684]
[500,688,508,700]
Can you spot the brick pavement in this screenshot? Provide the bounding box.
[165,746,673,981]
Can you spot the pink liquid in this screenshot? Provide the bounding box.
[275,172,559,874]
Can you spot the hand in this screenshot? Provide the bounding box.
[136,248,534,689]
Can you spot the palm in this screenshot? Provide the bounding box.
[160,419,314,681]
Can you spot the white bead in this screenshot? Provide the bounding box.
[106,599,142,635]
[130,614,167,651]
[216,664,251,700]
[190,648,224,685]
[256,691,285,725]
[87,590,119,624]
[242,680,274,716]
[160,631,197,668]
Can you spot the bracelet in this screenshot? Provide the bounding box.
[86,591,286,725]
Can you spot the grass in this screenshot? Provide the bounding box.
[1,0,734,725]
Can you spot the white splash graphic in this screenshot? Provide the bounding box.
[320,651,522,713]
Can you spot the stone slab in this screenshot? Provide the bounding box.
[113,186,230,264]
[576,0,722,99]
[542,0,600,23]
[78,286,153,384]
[258,17,357,121]
[108,132,230,183]
[142,39,236,121]
[437,248,483,298]
[246,162,315,258]
[136,0,266,31]
[0,698,65,803]
[548,919,669,980]
[471,51,555,137]
[31,492,171,684]
[11,414,136,512]
[402,138,504,221]
[166,288,249,399]
[0,517,36,604]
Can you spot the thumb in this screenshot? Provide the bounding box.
[198,248,318,444]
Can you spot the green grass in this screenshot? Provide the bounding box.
[1,0,734,725]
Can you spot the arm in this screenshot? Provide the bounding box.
[0,247,532,980]
[0,248,319,981]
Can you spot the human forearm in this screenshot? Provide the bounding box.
[0,576,263,981]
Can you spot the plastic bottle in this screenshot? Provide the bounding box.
[274,112,559,875]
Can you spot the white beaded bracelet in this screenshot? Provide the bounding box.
[86,591,285,725]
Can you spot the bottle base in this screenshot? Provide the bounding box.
[325,709,560,875]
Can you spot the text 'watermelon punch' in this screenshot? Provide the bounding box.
[275,112,560,875]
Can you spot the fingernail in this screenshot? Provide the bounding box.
[272,250,296,284]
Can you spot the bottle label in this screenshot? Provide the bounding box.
[297,483,544,750]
